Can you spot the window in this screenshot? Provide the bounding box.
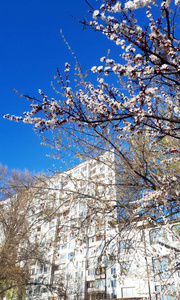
[150,228,168,244]
[81,165,87,172]
[37,268,42,275]
[154,284,176,300]
[88,269,95,276]
[37,276,42,283]
[75,282,78,292]
[44,267,49,274]
[120,239,132,253]
[96,235,104,241]
[76,272,81,279]
[60,254,66,260]
[33,286,40,296]
[152,257,169,279]
[79,204,85,210]
[79,283,83,292]
[31,269,35,275]
[61,244,67,250]
[120,261,133,275]
[111,280,116,287]
[121,287,136,298]
[96,280,105,287]
[97,256,102,263]
[111,267,116,275]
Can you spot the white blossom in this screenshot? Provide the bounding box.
[174,106,179,114]
[93,10,99,19]
[97,66,103,72]
[91,66,97,73]
[100,56,106,62]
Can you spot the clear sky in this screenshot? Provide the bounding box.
[0,0,113,173]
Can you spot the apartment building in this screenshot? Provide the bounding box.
[7,151,179,300]
[26,151,115,299]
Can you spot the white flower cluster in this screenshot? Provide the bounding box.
[3,0,180,143]
[124,0,154,10]
[93,10,99,20]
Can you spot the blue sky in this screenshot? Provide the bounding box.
[0,0,113,173]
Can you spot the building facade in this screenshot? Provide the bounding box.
[8,152,179,300]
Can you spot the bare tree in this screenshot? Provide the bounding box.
[0,167,55,299]
[3,0,180,298]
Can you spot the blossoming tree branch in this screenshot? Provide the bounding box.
[4,0,180,139]
[3,0,180,221]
